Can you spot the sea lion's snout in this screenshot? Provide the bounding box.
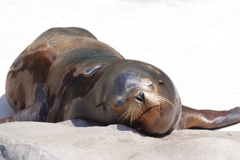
[134,92,145,104]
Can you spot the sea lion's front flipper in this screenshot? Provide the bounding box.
[176,105,240,129]
[0,101,49,124]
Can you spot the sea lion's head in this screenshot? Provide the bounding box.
[100,60,182,136]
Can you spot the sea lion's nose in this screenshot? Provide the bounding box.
[135,92,145,103]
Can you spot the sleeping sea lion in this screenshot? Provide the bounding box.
[0,27,240,136]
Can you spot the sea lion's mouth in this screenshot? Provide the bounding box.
[141,105,162,115]
[133,106,161,131]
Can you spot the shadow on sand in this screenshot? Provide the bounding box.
[0,94,15,118]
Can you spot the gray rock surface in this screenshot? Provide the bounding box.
[0,119,240,160]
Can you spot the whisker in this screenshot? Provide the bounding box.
[118,111,129,124]
[117,93,173,126]
[156,94,173,107]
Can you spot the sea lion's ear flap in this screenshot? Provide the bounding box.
[158,80,164,84]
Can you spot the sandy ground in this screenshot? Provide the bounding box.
[0,0,240,131]
[1,120,240,159]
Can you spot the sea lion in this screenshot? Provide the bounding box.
[1,27,240,136]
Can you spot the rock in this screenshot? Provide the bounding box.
[0,119,240,160]
[0,144,57,160]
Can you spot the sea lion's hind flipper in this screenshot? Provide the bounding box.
[176,105,240,129]
[0,101,49,124]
